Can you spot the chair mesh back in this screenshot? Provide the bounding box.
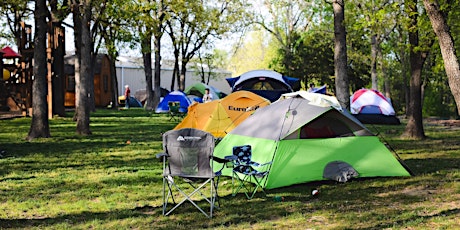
[163,128,215,178]
[232,145,252,164]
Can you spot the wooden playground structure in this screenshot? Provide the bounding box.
[0,21,66,118]
[1,21,114,119]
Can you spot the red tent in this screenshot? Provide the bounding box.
[0,46,21,58]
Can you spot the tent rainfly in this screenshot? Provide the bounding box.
[174,91,270,138]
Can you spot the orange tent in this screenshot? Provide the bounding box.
[174,91,270,138]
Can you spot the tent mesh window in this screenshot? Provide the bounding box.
[236,78,289,91]
[299,111,362,139]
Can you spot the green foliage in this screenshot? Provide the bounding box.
[0,111,459,228]
[97,0,136,57]
[422,43,458,118]
[269,27,336,89]
[190,48,229,83]
[228,30,274,75]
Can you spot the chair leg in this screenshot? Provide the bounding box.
[246,176,267,199]
[163,175,176,215]
[232,172,267,199]
[163,177,216,218]
[169,113,176,121]
[232,172,251,197]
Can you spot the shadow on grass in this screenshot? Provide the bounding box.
[0,174,458,229]
[375,208,460,229]
[404,158,460,175]
[0,206,163,229]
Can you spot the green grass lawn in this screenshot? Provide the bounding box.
[0,109,459,229]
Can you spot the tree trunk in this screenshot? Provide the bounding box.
[179,61,187,91]
[76,1,92,135]
[424,0,460,116]
[108,55,119,108]
[379,48,391,99]
[27,0,50,140]
[142,34,154,111]
[72,1,82,122]
[398,25,410,117]
[171,48,179,92]
[171,63,177,91]
[152,33,161,108]
[50,23,66,117]
[371,34,378,90]
[402,0,425,140]
[49,0,67,117]
[333,0,350,110]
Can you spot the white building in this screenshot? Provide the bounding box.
[116,56,232,97]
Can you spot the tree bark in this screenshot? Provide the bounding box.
[76,0,92,135]
[27,0,51,140]
[152,32,161,109]
[424,0,460,116]
[49,0,67,117]
[379,48,391,98]
[333,0,350,110]
[50,23,66,117]
[72,1,82,122]
[371,34,378,90]
[179,61,187,92]
[402,0,425,139]
[108,55,119,108]
[170,46,179,91]
[142,34,154,111]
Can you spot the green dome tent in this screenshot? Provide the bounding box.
[214,91,411,189]
[185,83,223,102]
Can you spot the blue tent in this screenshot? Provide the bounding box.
[127,96,143,107]
[226,70,299,102]
[155,91,192,113]
[309,85,327,94]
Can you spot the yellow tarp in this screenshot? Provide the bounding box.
[174,91,270,138]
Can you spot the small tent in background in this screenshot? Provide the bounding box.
[155,91,192,113]
[174,91,270,138]
[1,46,22,58]
[350,89,400,125]
[118,96,142,107]
[185,83,222,103]
[226,70,299,102]
[214,91,411,189]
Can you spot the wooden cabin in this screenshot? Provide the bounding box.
[64,54,114,107]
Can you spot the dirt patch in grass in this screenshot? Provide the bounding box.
[425,118,460,129]
[376,185,438,197]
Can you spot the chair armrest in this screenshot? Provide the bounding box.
[156,152,169,159]
[224,155,238,161]
[247,161,272,167]
[212,156,232,164]
[258,161,273,167]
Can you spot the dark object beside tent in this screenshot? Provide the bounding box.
[323,161,359,182]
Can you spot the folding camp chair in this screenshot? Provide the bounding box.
[225,145,272,199]
[156,128,229,218]
[168,101,183,121]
